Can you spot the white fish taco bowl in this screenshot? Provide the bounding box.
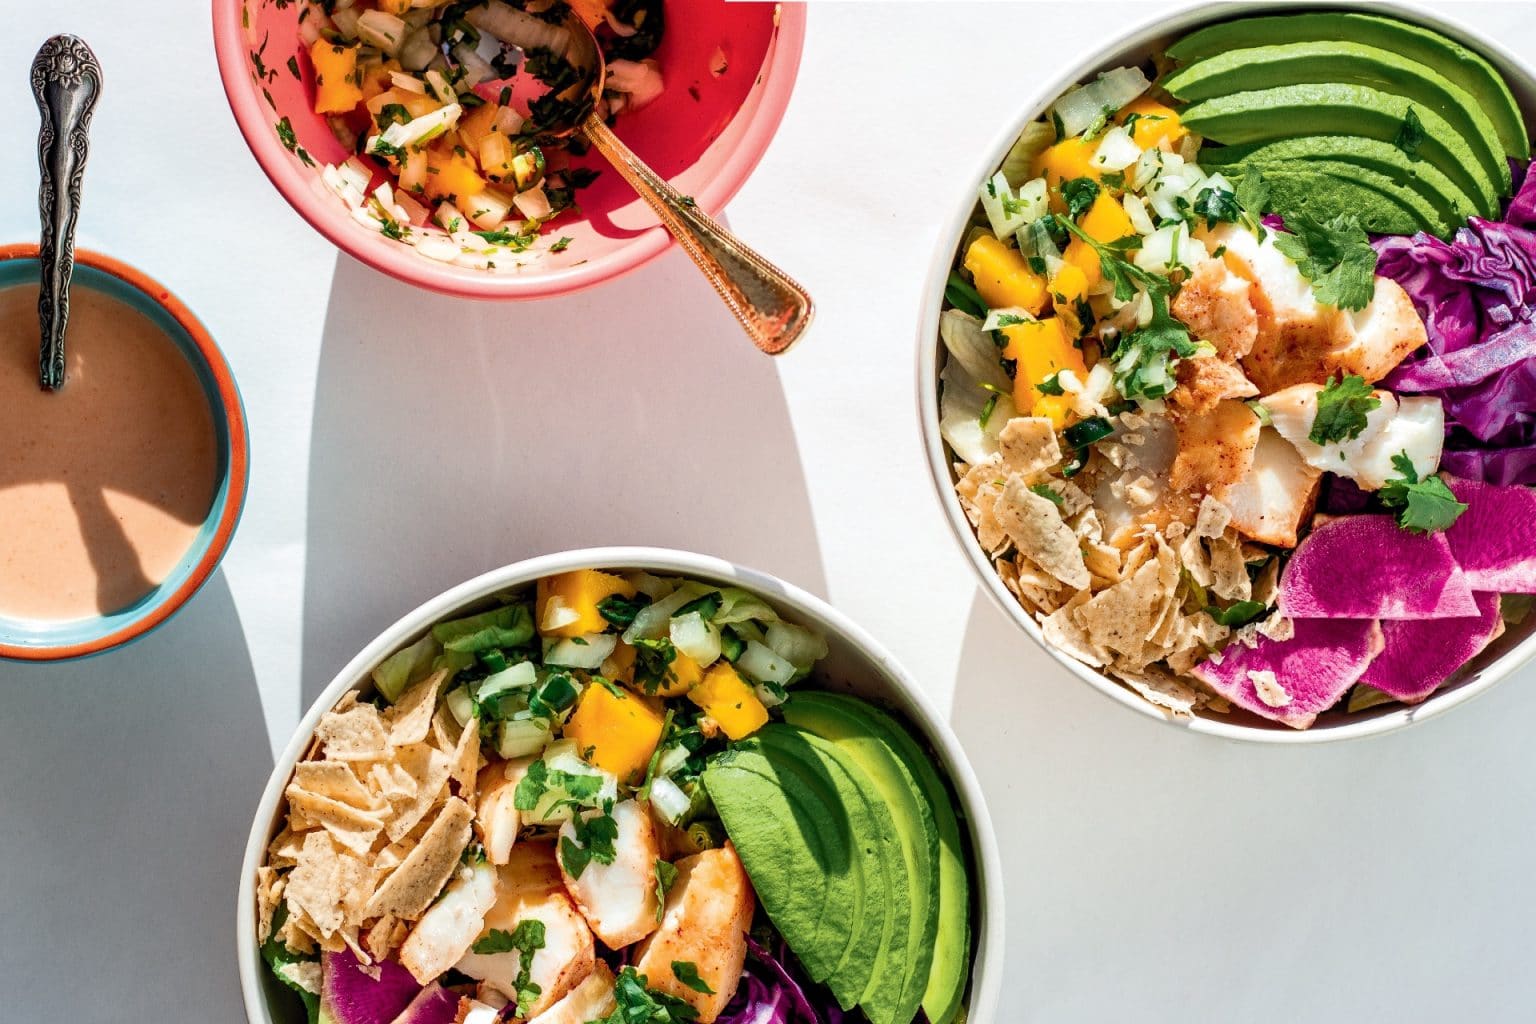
[238,547,1002,1023]
[916,0,1536,743]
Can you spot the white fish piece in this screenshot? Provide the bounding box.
[634,847,755,1023]
[1213,427,1323,549]
[1328,279,1428,385]
[1262,384,1444,490]
[558,800,661,949]
[526,960,618,1024]
[398,862,498,983]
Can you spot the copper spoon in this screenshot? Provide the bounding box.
[31,34,103,391]
[532,13,813,356]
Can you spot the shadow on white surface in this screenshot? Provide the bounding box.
[950,587,1536,1023]
[0,573,269,1022]
[299,248,826,707]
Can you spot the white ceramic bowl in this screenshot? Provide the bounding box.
[917,0,1536,743]
[238,547,1003,1022]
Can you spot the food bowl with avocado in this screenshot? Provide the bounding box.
[919,0,1536,741]
[238,548,1002,1024]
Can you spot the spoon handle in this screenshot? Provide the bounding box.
[580,113,813,355]
[32,35,103,391]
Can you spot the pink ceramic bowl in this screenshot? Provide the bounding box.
[213,1,806,299]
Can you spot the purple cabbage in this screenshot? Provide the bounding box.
[717,938,844,1024]
[1371,163,1536,484]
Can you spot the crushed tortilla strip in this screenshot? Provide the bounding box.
[364,797,473,920]
[955,455,1001,505]
[1194,495,1232,538]
[316,703,391,762]
[285,787,387,854]
[276,908,319,954]
[256,866,284,943]
[364,914,399,961]
[1113,664,1199,717]
[276,960,323,995]
[267,826,304,869]
[448,714,482,807]
[286,830,368,937]
[997,417,1062,479]
[995,476,1090,589]
[1040,592,1110,667]
[386,743,453,843]
[1257,612,1293,642]
[389,669,449,747]
[1178,530,1214,588]
[1208,531,1251,601]
[431,704,463,754]
[1249,670,1291,708]
[369,761,420,804]
[1251,558,1280,606]
[293,761,385,812]
[1075,557,1164,666]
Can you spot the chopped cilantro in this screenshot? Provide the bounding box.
[671,961,716,995]
[1379,452,1467,533]
[560,806,620,879]
[1029,483,1065,506]
[654,859,678,922]
[598,592,652,628]
[550,236,573,253]
[991,313,1030,328]
[1106,289,1202,401]
[1064,415,1115,449]
[719,624,746,663]
[1235,166,1270,227]
[1036,372,1065,396]
[978,393,999,430]
[633,637,680,694]
[1191,186,1240,229]
[472,920,545,1016]
[275,116,299,152]
[1205,600,1267,627]
[590,967,700,1024]
[1061,177,1101,220]
[1309,374,1380,445]
[513,758,604,813]
[1274,212,1378,311]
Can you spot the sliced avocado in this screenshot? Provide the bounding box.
[1238,164,1429,236]
[754,725,903,1018]
[782,694,938,1024]
[1200,135,1474,230]
[791,693,972,1024]
[1166,11,1529,159]
[702,741,857,987]
[1163,40,1510,194]
[1181,82,1500,218]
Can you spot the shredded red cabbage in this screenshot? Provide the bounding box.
[716,937,845,1024]
[1372,162,1536,484]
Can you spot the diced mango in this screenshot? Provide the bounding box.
[603,641,637,685]
[360,61,397,103]
[645,650,704,699]
[311,40,363,115]
[1032,393,1075,429]
[1078,192,1135,244]
[458,103,500,152]
[1063,238,1103,291]
[1049,262,1089,310]
[479,131,516,180]
[687,663,769,740]
[428,154,486,202]
[1031,136,1101,192]
[536,570,636,640]
[1116,97,1188,151]
[1002,318,1088,411]
[366,87,440,121]
[566,0,611,29]
[566,682,665,784]
[962,235,1047,315]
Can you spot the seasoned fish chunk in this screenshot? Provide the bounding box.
[1263,383,1444,490]
[527,960,618,1024]
[1327,279,1427,384]
[1170,257,1259,360]
[399,862,497,983]
[559,799,662,949]
[634,847,755,1023]
[1213,427,1323,548]
[1170,399,1262,493]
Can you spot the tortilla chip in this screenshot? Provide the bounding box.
[448,714,482,808]
[1075,557,1164,664]
[363,914,399,961]
[293,761,384,812]
[1251,558,1280,607]
[267,826,304,869]
[998,417,1062,479]
[286,831,367,937]
[276,960,323,995]
[1257,611,1293,642]
[1082,541,1122,584]
[368,762,419,804]
[277,908,319,954]
[388,669,448,747]
[256,866,284,943]
[316,703,391,762]
[363,797,473,920]
[1113,664,1199,716]
[1208,531,1252,601]
[286,785,386,839]
[955,454,1002,506]
[1178,530,1214,588]
[385,743,453,842]
[994,476,1090,589]
[1040,592,1110,667]
[431,704,463,755]
[1194,495,1232,539]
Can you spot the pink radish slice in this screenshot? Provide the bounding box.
[388,983,464,1024]
[321,949,421,1024]
[1278,515,1478,619]
[1445,477,1536,592]
[1192,618,1385,729]
[1357,591,1504,704]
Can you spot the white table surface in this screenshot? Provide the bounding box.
[1,2,1534,1020]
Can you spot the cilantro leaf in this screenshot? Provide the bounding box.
[598,591,651,628]
[655,859,678,923]
[1308,374,1380,445]
[1205,600,1267,627]
[1378,451,1468,533]
[1191,186,1240,229]
[671,961,716,995]
[1036,371,1066,396]
[1061,177,1101,220]
[1056,215,1156,302]
[513,759,605,813]
[591,967,701,1024]
[1394,106,1427,159]
[978,393,999,430]
[560,806,619,880]
[1029,483,1065,506]
[1273,213,1378,311]
[1107,289,1202,401]
[1234,166,1270,226]
[471,920,545,1015]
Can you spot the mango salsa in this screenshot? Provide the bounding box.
[1078,192,1135,244]
[311,40,363,115]
[566,682,665,783]
[688,663,769,740]
[1116,97,1188,151]
[645,650,704,699]
[1001,318,1088,411]
[1032,393,1075,429]
[1063,238,1104,291]
[962,235,1047,314]
[603,640,638,685]
[1031,136,1101,193]
[537,569,636,639]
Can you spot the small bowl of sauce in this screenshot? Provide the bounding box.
[0,243,248,659]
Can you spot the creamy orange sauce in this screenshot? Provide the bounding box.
[0,284,216,621]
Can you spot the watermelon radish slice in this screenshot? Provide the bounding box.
[1357,592,1505,704]
[1192,618,1385,729]
[1279,515,1478,619]
[1445,478,1536,593]
[320,949,421,1024]
[387,983,464,1024]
